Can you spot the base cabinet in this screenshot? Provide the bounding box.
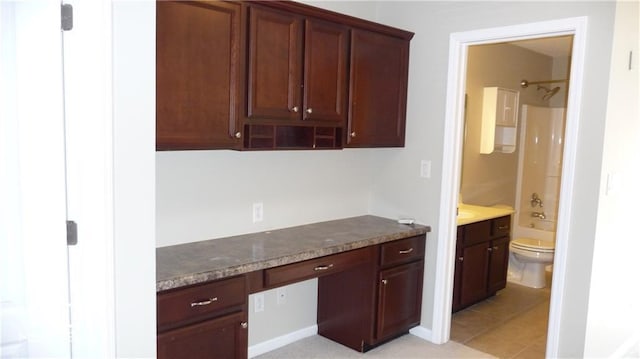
[376,260,423,341]
[453,216,511,312]
[318,235,425,351]
[157,311,247,359]
[157,276,248,359]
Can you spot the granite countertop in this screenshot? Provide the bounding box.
[457,203,514,226]
[157,215,430,292]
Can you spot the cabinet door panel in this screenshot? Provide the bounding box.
[247,6,302,121]
[452,227,464,312]
[157,311,247,359]
[460,242,490,308]
[156,1,241,150]
[487,236,510,294]
[347,29,409,147]
[303,19,349,124]
[376,260,423,341]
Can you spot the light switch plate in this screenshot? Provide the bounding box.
[420,160,431,178]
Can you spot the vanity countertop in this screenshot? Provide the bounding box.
[457,203,514,226]
[156,215,430,292]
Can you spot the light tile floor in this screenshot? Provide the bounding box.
[451,275,552,359]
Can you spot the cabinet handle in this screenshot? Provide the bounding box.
[350,131,357,138]
[458,256,464,262]
[240,322,248,329]
[290,106,299,113]
[190,297,218,307]
[493,246,499,251]
[399,248,414,254]
[487,247,493,252]
[306,108,313,114]
[497,225,509,230]
[381,279,388,285]
[314,264,334,271]
[234,131,242,139]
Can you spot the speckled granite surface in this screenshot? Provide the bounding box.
[157,215,430,292]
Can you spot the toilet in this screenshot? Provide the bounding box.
[508,238,555,288]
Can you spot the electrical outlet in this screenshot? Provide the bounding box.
[252,202,263,223]
[254,293,264,312]
[276,287,286,305]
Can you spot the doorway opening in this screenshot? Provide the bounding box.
[432,17,588,358]
[451,35,573,358]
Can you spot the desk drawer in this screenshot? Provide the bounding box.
[264,247,373,288]
[158,276,246,330]
[380,235,425,267]
[491,216,511,238]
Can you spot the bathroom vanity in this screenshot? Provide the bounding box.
[156,216,429,358]
[453,205,513,312]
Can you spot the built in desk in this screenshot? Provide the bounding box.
[156,215,430,358]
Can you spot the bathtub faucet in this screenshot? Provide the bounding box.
[531,211,546,220]
[530,193,543,208]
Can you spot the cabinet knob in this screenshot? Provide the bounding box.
[234,131,242,139]
[487,247,493,252]
[493,246,499,251]
[458,256,464,262]
[306,108,313,114]
[381,279,388,285]
[240,322,248,329]
[350,131,357,138]
[291,106,299,113]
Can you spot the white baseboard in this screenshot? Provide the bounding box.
[248,325,318,358]
[409,325,433,342]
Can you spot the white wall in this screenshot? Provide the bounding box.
[585,1,640,357]
[113,1,156,357]
[374,1,615,357]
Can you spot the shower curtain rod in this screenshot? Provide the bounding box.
[520,79,568,88]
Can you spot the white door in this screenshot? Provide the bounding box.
[1,1,72,357]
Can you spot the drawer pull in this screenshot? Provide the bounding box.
[314,264,334,271]
[398,248,414,254]
[497,225,509,230]
[190,297,218,307]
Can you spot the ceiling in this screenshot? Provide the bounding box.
[510,35,573,58]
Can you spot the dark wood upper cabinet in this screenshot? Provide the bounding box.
[156,1,243,150]
[246,6,303,121]
[303,19,349,124]
[347,29,410,147]
[246,6,348,125]
[156,0,413,151]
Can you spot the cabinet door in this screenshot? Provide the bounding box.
[347,29,409,147]
[303,19,349,124]
[157,311,247,359]
[452,227,464,312]
[376,260,423,341]
[459,242,490,308]
[487,236,510,294]
[247,6,303,121]
[156,1,242,150]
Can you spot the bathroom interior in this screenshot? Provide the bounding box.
[452,35,573,358]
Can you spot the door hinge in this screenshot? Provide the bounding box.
[61,4,73,31]
[66,220,78,246]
